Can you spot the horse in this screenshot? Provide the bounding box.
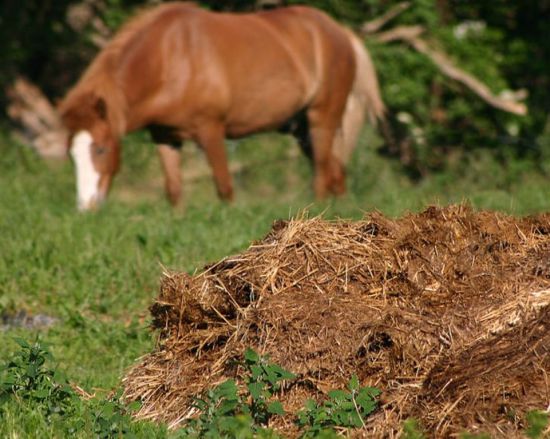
[59,2,384,211]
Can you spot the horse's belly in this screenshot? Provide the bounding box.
[225,113,293,138]
[225,110,297,138]
[224,87,307,138]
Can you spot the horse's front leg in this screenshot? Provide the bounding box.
[195,124,234,201]
[157,144,182,206]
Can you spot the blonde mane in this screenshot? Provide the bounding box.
[59,2,198,135]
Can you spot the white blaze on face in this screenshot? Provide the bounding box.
[70,130,100,211]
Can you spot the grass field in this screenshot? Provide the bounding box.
[1,128,550,437]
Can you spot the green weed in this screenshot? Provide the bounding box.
[401,418,426,439]
[459,432,491,439]
[179,349,379,438]
[180,348,295,437]
[296,375,380,437]
[92,391,142,439]
[0,337,77,422]
[0,338,165,438]
[243,347,296,425]
[525,410,550,439]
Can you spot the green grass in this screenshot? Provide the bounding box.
[1,127,550,437]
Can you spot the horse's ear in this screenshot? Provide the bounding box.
[94,96,108,120]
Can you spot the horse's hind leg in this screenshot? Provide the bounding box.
[307,108,346,198]
[157,144,182,206]
[329,129,347,195]
[195,123,234,201]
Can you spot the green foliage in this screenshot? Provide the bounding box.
[180,348,295,437]
[402,414,549,439]
[101,0,139,31]
[459,432,491,439]
[365,4,520,173]
[296,375,380,437]
[243,347,296,425]
[179,413,279,439]
[525,410,549,439]
[181,379,250,438]
[0,338,163,438]
[0,0,85,100]
[0,338,77,421]
[402,418,426,439]
[180,349,380,438]
[92,392,142,439]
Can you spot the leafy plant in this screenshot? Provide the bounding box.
[525,410,549,439]
[179,349,383,437]
[242,347,296,425]
[0,338,77,419]
[180,379,247,438]
[179,348,295,438]
[92,390,142,439]
[296,374,380,437]
[402,418,426,439]
[459,432,490,439]
[0,338,162,438]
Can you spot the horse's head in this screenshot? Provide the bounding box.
[59,92,121,211]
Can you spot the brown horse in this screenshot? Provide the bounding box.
[59,2,384,210]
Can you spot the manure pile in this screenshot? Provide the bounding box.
[123,205,550,437]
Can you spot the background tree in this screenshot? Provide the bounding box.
[1,0,548,175]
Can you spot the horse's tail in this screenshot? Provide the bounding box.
[334,30,385,164]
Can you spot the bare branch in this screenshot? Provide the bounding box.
[90,16,111,48]
[7,78,62,130]
[375,25,425,43]
[361,2,411,35]
[67,0,111,48]
[6,77,68,158]
[374,28,528,116]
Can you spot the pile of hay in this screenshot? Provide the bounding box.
[123,205,550,437]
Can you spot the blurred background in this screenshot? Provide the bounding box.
[1,0,549,175]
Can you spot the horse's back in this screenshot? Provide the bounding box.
[198,6,355,135]
[257,6,357,110]
[118,4,356,137]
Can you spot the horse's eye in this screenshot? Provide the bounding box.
[93,144,107,155]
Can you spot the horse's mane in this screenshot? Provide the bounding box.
[59,2,199,135]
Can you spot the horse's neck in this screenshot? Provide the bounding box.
[102,86,128,137]
[84,53,129,136]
